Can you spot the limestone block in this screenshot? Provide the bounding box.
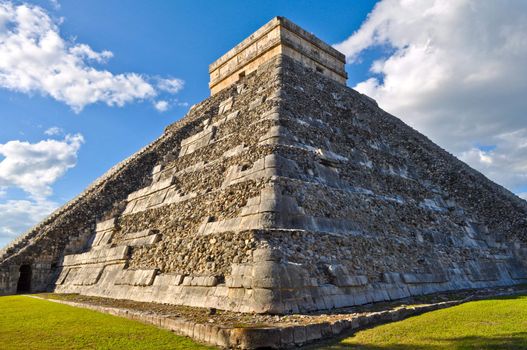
[252,158,265,173]
[163,189,196,206]
[249,96,265,110]
[174,274,185,286]
[123,229,157,240]
[259,111,280,122]
[127,177,174,202]
[190,276,202,286]
[402,272,448,284]
[126,187,149,202]
[279,195,302,215]
[276,156,302,178]
[327,264,367,287]
[305,323,324,341]
[222,144,246,158]
[152,274,181,286]
[249,288,277,313]
[150,177,175,193]
[382,272,403,284]
[239,328,282,349]
[175,161,205,176]
[259,186,278,201]
[123,235,160,247]
[63,246,129,266]
[293,326,307,345]
[228,263,253,288]
[146,189,168,208]
[225,110,239,121]
[179,127,215,157]
[330,320,349,336]
[246,195,261,207]
[238,215,262,231]
[370,287,390,302]
[240,205,259,218]
[55,268,70,285]
[259,197,279,213]
[252,247,283,262]
[264,154,278,168]
[70,266,104,286]
[222,156,276,188]
[225,276,243,288]
[152,164,163,175]
[315,162,341,187]
[203,276,219,287]
[465,261,501,281]
[130,197,149,213]
[507,260,527,279]
[115,269,157,286]
[122,200,137,215]
[96,218,116,232]
[251,261,310,289]
[259,125,284,143]
[181,128,210,147]
[93,230,114,247]
[218,97,233,114]
[279,327,295,346]
[345,275,368,287]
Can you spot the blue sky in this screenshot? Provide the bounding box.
[1,0,526,247]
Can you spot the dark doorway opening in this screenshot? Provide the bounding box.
[16,264,31,293]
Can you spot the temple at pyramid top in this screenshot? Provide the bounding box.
[209,16,347,94]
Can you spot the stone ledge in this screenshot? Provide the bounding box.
[62,246,130,267]
[30,291,525,349]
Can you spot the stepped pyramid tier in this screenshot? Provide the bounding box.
[1,17,527,314]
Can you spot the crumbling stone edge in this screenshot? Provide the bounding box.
[26,290,526,349]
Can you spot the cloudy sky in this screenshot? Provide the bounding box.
[0,0,526,247]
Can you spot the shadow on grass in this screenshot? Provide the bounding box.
[315,332,527,349]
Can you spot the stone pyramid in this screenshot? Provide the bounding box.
[1,17,526,314]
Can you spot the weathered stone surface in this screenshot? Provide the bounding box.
[114,269,157,286]
[0,17,526,320]
[62,246,129,266]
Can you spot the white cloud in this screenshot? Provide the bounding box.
[0,1,183,112]
[157,78,184,94]
[0,133,84,198]
[0,132,83,245]
[458,129,527,191]
[49,0,60,10]
[0,198,57,245]
[69,44,113,63]
[335,0,527,193]
[154,100,169,112]
[44,126,63,136]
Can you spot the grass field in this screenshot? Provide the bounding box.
[0,295,212,350]
[326,295,527,349]
[1,294,526,349]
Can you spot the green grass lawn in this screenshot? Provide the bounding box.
[325,295,527,350]
[0,295,213,350]
[2,294,526,350]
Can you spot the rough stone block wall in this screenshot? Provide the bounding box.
[1,55,526,314]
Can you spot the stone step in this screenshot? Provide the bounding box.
[62,246,129,266]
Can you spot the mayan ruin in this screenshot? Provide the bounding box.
[0,16,526,348]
